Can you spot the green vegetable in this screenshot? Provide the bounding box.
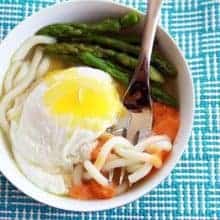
[38,25,139,55]
[79,52,129,85]
[111,35,141,44]
[150,66,165,84]
[44,43,136,68]
[45,45,130,85]
[151,86,178,107]
[73,33,140,55]
[37,24,83,38]
[72,11,141,33]
[38,13,177,77]
[70,38,176,77]
[44,43,164,83]
[152,50,177,76]
[38,11,141,35]
[120,11,141,28]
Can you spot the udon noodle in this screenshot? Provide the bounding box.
[0,36,56,133]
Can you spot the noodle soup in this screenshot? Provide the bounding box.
[0,12,180,200]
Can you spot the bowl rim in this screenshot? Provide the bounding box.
[0,0,194,212]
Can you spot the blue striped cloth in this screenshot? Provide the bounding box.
[0,0,220,219]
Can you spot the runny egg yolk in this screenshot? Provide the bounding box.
[43,67,124,132]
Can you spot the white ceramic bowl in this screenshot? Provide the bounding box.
[0,0,194,211]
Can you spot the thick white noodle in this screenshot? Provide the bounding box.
[0,47,43,132]
[115,148,162,168]
[12,35,56,62]
[36,56,51,78]
[84,160,108,186]
[13,61,30,86]
[150,139,172,151]
[7,103,23,121]
[103,158,137,171]
[128,163,153,184]
[135,135,170,151]
[4,35,54,93]
[135,135,172,152]
[108,170,114,182]
[3,61,22,93]
[94,136,133,170]
[119,168,125,185]
[126,163,143,173]
[107,153,120,162]
[72,164,83,185]
[7,79,40,121]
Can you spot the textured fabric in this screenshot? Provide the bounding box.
[0,0,220,219]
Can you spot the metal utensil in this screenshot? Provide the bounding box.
[110,0,163,144]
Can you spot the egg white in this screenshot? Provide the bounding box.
[10,66,126,195]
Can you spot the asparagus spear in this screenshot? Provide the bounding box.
[38,25,176,76]
[38,12,141,35]
[46,50,130,84]
[44,43,136,68]
[152,50,177,76]
[69,34,141,44]
[77,37,176,76]
[76,33,139,55]
[44,43,164,83]
[37,24,84,38]
[120,11,141,27]
[72,11,141,32]
[38,25,139,55]
[150,66,165,84]
[79,52,129,85]
[151,86,178,107]
[111,35,141,44]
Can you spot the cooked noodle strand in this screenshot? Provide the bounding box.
[84,160,108,186]
[13,61,30,86]
[4,61,22,93]
[12,35,56,61]
[36,56,51,78]
[128,163,153,184]
[94,136,133,170]
[0,47,43,132]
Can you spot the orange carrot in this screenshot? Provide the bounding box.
[69,184,93,200]
[88,180,115,199]
[91,133,112,161]
[69,181,115,200]
[91,145,103,162]
[153,102,180,141]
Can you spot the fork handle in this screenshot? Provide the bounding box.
[123,0,163,111]
[140,0,163,64]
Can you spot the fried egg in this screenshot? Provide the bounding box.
[43,66,124,132]
[10,67,125,194]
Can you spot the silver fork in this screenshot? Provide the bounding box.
[109,0,163,144]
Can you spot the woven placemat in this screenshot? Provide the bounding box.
[0,0,220,219]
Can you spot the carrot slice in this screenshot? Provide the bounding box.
[87,180,115,199]
[153,102,180,141]
[91,133,112,161]
[69,181,115,200]
[69,184,93,200]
